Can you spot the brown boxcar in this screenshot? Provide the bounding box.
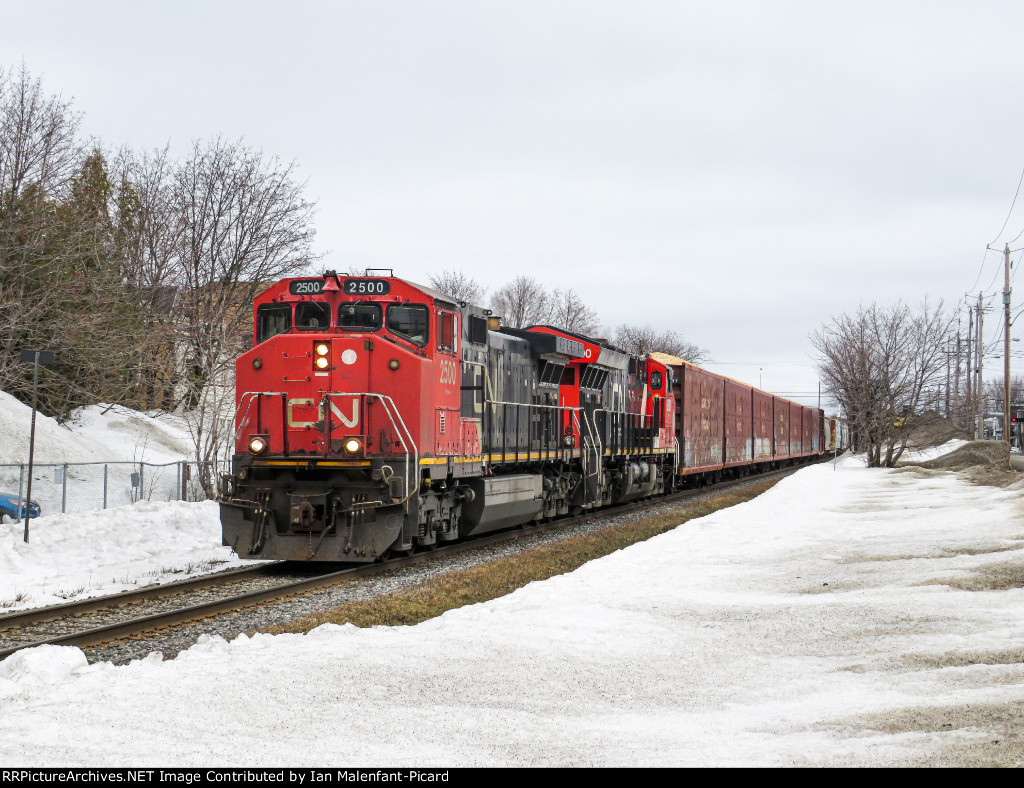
[773,396,790,459]
[752,389,774,461]
[724,379,753,465]
[678,363,725,472]
[801,406,815,456]
[789,401,803,456]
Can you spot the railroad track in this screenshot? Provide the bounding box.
[0,462,812,661]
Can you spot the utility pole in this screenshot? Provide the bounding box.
[945,338,951,419]
[1005,245,1012,443]
[954,330,961,429]
[977,291,984,439]
[966,304,973,428]
[18,349,55,543]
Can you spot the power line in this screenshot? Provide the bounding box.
[989,163,1024,246]
[967,246,997,294]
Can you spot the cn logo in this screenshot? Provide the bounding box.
[329,398,360,428]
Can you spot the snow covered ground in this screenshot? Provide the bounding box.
[0,390,200,517]
[0,391,247,609]
[898,438,969,464]
[0,390,194,469]
[1,452,1022,767]
[0,500,252,610]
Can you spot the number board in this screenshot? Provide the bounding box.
[343,278,391,295]
[288,279,325,295]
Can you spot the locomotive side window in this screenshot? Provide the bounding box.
[386,303,429,346]
[338,302,382,331]
[295,302,331,331]
[467,314,488,344]
[256,304,292,344]
[438,311,457,353]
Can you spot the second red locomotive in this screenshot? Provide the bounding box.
[220,271,823,561]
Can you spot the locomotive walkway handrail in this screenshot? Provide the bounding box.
[480,396,586,460]
[468,359,583,461]
[592,407,657,459]
[233,391,288,442]
[233,390,418,507]
[324,392,419,508]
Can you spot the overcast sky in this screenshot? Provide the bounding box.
[4,1,1024,406]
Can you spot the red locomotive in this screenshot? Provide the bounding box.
[220,271,823,561]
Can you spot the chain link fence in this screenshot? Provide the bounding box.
[0,460,232,521]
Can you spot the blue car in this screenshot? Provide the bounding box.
[0,493,41,522]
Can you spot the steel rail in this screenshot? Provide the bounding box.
[0,563,282,630]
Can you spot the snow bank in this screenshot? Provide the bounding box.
[0,500,255,609]
[0,390,207,520]
[0,455,1021,766]
[0,390,194,467]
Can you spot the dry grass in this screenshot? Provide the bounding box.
[265,480,778,635]
[917,560,1024,592]
[901,649,1024,669]
[843,543,1024,563]
[822,702,1024,767]
[959,467,1022,489]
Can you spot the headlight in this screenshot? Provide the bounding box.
[249,436,268,455]
[313,342,330,371]
[343,437,362,455]
[563,435,574,447]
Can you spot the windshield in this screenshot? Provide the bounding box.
[386,303,429,346]
[256,305,291,344]
[338,302,383,331]
[295,302,331,331]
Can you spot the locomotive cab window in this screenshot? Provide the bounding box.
[650,371,663,391]
[256,304,292,344]
[386,303,429,346]
[338,302,382,331]
[295,302,331,331]
[438,311,457,353]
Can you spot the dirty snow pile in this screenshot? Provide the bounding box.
[1,454,1023,767]
[897,438,969,464]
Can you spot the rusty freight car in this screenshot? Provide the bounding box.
[655,355,824,485]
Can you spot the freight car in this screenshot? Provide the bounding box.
[219,272,823,562]
[824,416,851,453]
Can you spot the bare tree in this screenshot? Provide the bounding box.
[0,64,82,217]
[171,136,320,411]
[545,287,601,336]
[109,145,183,409]
[983,375,1024,414]
[426,268,486,305]
[491,275,550,329]
[812,299,953,467]
[0,68,158,419]
[0,64,84,404]
[160,137,320,493]
[613,324,707,363]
